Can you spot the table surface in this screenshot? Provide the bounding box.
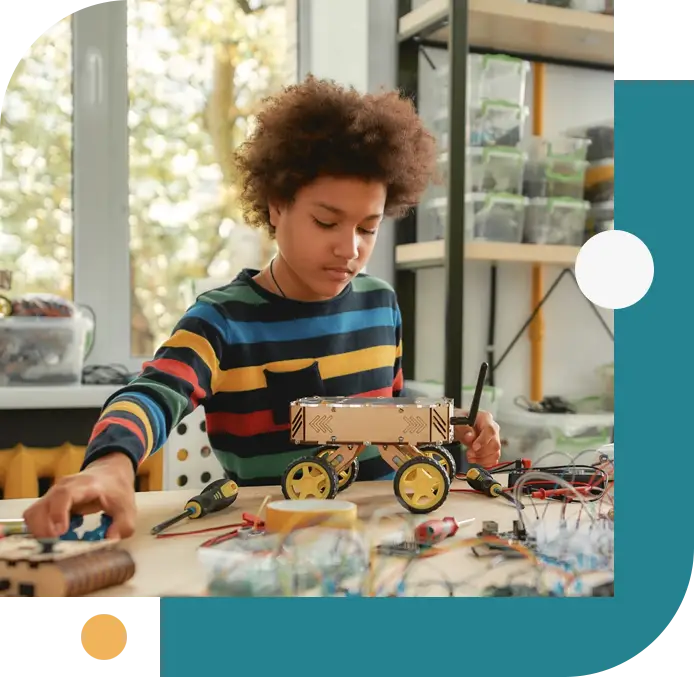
[0,481,611,597]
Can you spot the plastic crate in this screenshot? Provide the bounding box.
[523,158,588,200]
[470,102,528,148]
[437,147,527,195]
[524,197,590,245]
[586,200,614,238]
[0,313,92,386]
[585,158,614,203]
[469,192,528,243]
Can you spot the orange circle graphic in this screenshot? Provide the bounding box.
[81,614,128,660]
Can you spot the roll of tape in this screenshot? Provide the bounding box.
[265,499,357,534]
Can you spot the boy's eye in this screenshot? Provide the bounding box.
[360,228,377,236]
[313,217,336,228]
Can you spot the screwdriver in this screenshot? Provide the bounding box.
[413,517,475,547]
[150,478,239,535]
[466,467,524,510]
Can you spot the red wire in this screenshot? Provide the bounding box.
[154,521,247,539]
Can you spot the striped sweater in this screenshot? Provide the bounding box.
[82,269,404,485]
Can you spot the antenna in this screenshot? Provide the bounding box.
[450,362,488,427]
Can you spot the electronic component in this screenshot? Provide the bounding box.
[590,580,614,597]
[0,535,135,597]
[483,584,557,597]
[507,465,607,498]
[472,519,536,558]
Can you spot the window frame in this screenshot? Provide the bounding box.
[71,0,300,373]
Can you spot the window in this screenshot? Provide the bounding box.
[126,0,289,356]
[2,1,295,370]
[0,17,73,301]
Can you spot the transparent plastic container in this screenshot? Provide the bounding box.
[585,158,614,203]
[0,313,92,386]
[470,102,528,147]
[198,526,369,597]
[417,195,474,242]
[437,147,527,194]
[567,121,614,161]
[525,134,592,163]
[497,403,614,465]
[523,158,588,199]
[469,192,528,243]
[586,200,614,237]
[434,54,529,112]
[524,197,590,246]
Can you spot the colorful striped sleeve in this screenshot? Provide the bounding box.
[393,301,404,396]
[81,301,226,472]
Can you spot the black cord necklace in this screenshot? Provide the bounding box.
[269,257,287,298]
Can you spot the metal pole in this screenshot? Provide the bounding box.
[444,0,468,407]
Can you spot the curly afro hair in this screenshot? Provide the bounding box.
[234,75,437,236]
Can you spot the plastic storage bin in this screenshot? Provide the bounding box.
[586,200,614,237]
[434,54,529,112]
[0,313,92,386]
[568,122,613,162]
[470,102,528,147]
[469,193,528,243]
[524,197,590,245]
[525,134,592,163]
[497,404,614,465]
[437,147,527,194]
[523,158,587,199]
[585,158,614,203]
[417,195,475,242]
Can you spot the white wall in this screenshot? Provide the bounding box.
[302,0,614,402]
[299,0,398,285]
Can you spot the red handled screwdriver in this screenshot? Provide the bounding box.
[413,517,475,547]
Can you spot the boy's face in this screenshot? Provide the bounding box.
[269,176,386,300]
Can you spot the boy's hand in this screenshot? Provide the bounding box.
[453,409,501,468]
[22,453,137,540]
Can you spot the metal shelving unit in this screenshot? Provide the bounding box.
[395,0,614,406]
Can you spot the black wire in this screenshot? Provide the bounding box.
[492,267,615,374]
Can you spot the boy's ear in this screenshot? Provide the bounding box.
[268,202,282,229]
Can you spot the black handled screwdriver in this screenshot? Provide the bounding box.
[150,478,239,535]
[466,467,523,510]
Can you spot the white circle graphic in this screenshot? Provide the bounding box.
[574,230,654,310]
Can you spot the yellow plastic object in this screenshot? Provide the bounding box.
[264,499,357,534]
[0,443,163,499]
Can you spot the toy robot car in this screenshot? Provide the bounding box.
[280,363,488,514]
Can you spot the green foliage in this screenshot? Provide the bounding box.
[0,0,288,356]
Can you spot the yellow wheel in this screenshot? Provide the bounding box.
[393,456,450,514]
[316,446,359,492]
[281,455,338,501]
[419,445,457,482]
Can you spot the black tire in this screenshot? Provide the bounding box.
[316,446,359,492]
[281,455,339,501]
[419,444,457,482]
[393,456,450,514]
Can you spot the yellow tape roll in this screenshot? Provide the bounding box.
[265,499,357,534]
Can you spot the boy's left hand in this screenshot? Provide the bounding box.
[453,409,501,468]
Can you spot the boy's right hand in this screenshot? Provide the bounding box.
[22,452,137,540]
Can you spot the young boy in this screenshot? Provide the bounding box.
[23,76,501,540]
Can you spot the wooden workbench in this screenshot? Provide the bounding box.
[0,481,612,597]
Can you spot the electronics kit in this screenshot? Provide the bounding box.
[0,354,614,597]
